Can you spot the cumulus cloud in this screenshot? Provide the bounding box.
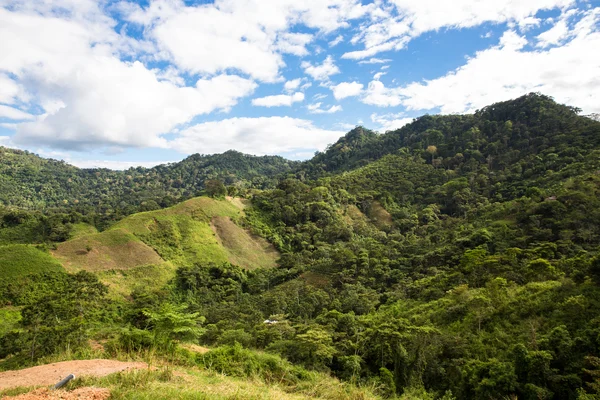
[0,105,34,121]
[307,103,343,114]
[362,80,403,107]
[124,0,369,81]
[302,56,341,81]
[252,92,305,107]
[331,81,364,100]
[371,113,413,132]
[0,3,257,151]
[344,0,576,59]
[361,10,600,114]
[284,78,302,92]
[329,35,344,47]
[168,116,346,155]
[277,32,313,56]
[0,73,26,105]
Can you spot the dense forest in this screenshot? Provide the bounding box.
[0,149,295,214]
[2,93,600,399]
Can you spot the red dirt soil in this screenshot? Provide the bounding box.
[0,359,147,391]
[2,387,110,399]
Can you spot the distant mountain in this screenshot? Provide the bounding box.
[0,148,296,213]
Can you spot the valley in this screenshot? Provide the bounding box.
[1,94,600,399]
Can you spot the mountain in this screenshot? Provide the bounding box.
[2,94,600,400]
[0,148,296,213]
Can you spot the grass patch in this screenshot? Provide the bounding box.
[52,229,163,272]
[0,306,21,336]
[97,262,178,300]
[70,222,99,239]
[60,346,379,400]
[210,216,279,270]
[0,244,64,278]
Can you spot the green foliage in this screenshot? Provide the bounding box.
[197,343,309,385]
[143,303,205,350]
[1,94,600,400]
[0,271,108,361]
[0,244,63,278]
[0,148,295,216]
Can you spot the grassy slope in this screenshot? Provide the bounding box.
[211,216,279,270]
[53,197,279,276]
[96,262,178,300]
[70,223,99,239]
[112,196,279,269]
[0,244,64,278]
[52,229,163,273]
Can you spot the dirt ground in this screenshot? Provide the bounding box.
[2,387,110,399]
[0,359,147,391]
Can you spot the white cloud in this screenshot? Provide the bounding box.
[536,19,570,47]
[0,5,257,151]
[0,135,11,146]
[277,32,313,56]
[373,71,387,80]
[302,56,340,81]
[252,92,305,107]
[371,113,413,132]
[125,0,369,81]
[151,7,284,82]
[0,73,26,105]
[329,35,344,47]
[68,159,175,170]
[307,103,343,114]
[335,122,358,130]
[284,78,302,92]
[361,10,600,114]
[362,80,403,107]
[313,93,328,101]
[358,58,392,64]
[168,116,346,155]
[0,105,34,121]
[345,0,576,59]
[331,81,364,100]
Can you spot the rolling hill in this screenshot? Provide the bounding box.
[52,196,279,274]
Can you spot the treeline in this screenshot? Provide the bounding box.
[0,149,295,216]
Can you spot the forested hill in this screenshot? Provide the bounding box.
[3,93,600,399]
[0,148,295,212]
[302,93,600,189]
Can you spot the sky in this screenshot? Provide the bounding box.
[0,0,599,169]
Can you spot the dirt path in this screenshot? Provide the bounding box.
[3,387,110,399]
[0,359,147,391]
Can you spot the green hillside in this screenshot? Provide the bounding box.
[53,196,279,273]
[3,94,600,399]
[0,244,64,278]
[53,229,163,272]
[0,148,295,215]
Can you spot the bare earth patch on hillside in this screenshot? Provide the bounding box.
[300,271,332,288]
[368,200,393,229]
[0,360,147,391]
[52,229,163,272]
[3,387,110,399]
[225,196,250,211]
[210,216,279,270]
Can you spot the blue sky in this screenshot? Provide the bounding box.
[0,0,599,169]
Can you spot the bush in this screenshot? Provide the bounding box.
[197,343,309,385]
